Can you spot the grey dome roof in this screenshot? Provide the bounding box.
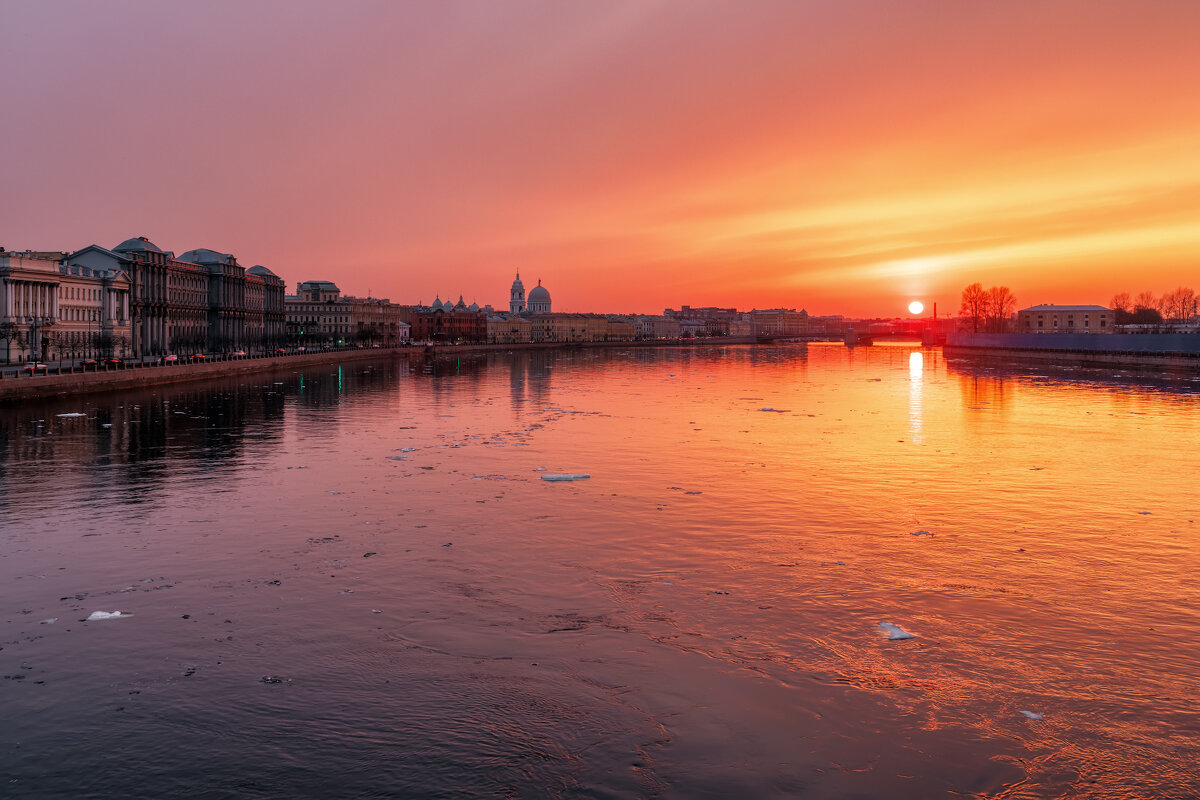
[468,301,479,312]
[113,236,163,254]
[247,265,277,277]
[528,283,550,301]
[432,296,444,310]
[179,248,234,265]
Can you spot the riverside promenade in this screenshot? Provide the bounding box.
[0,336,761,403]
[944,332,1200,370]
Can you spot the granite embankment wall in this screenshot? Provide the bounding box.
[944,332,1200,369]
[0,350,389,404]
[0,337,763,403]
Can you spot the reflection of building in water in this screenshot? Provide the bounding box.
[958,373,1010,412]
[909,350,924,443]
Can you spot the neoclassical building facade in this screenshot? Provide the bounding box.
[64,237,286,356]
[1,248,132,362]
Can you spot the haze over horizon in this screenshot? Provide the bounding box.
[3,0,1199,316]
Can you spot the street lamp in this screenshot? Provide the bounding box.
[26,315,52,362]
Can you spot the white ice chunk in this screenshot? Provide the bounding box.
[40,618,58,625]
[86,610,132,621]
[540,473,591,482]
[57,412,88,418]
[879,622,915,640]
[1020,710,1044,720]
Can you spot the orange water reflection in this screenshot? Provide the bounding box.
[1,345,1198,798]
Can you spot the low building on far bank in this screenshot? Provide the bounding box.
[1017,305,1112,333]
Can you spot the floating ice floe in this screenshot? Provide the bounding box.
[86,610,132,621]
[540,474,590,482]
[56,412,87,418]
[40,618,58,625]
[1020,710,1044,720]
[911,530,933,536]
[758,408,790,413]
[879,622,915,640]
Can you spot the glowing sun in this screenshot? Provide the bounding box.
[908,301,925,315]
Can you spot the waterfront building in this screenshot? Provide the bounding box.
[410,296,487,343]
[665,306,739,336]
[605,316,638,341]
[728,319,754,336]
[635,315,682,339]
[488,314,532,344]
[286,281,409,346]
[56,259,133,360]
[64,237,285,356]
[1,249,132,363]
[747,308,809,337]
[1017,304,1112,333]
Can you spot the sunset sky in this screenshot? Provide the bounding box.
[3,1,1200,316]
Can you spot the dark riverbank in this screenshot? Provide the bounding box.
[944,332,1200,371]
[0,337,762,403]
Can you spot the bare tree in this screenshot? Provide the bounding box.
[985,286,1017,332]
[1161,286,1196,324]
[959,283,988,333]
[1110,292,1132,313]
[1134,290,1157,311]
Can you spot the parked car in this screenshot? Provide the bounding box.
[80,359,98,370]
[102,358,123,368]
[191,354,206,361]
[163,354,178,363]
[231,350,247,357]
[22,362,48,373]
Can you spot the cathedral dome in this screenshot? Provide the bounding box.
[527,280,551,312]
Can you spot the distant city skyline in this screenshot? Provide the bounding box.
[3,1,1199,316]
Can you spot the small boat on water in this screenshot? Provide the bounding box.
[844,329,873,347]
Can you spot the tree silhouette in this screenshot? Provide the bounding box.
[959,283,988,333]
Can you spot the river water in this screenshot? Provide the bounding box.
[2,343,1198,799]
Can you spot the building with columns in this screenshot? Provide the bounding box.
[1,248,133,363]
[63,237,286,356]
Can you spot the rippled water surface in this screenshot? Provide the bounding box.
[2,344,1199,799]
